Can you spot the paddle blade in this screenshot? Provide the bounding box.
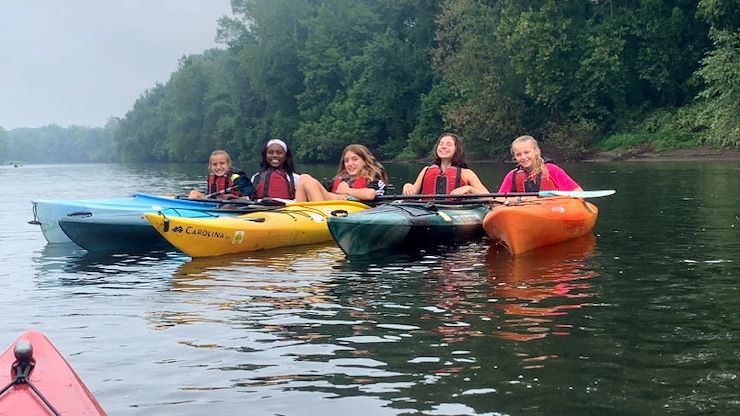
[539,190,616,198]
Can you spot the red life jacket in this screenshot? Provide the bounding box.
[252,169,296,199]
[509,162,557,192]
[207,168,249,199]
[421,165,465,194]
[207,173,240,199]
[331,175,369,192]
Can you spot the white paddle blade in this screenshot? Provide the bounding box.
[539,190,616,198]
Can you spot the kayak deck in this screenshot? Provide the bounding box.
[483,197,598,254]
[145,200,369,257]
[328,202,491,255]
[0,331,106,415]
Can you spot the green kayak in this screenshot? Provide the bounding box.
[327,201,491,255]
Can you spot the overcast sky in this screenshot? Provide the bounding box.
[0,0,232,130]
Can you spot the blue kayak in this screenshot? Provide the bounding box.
[31,193,220,244]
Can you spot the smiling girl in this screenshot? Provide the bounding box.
[497,135,582,193]
[294,144,387,202]
[402,132,489,196]
[250,139,301,200]
[188,150,252,200]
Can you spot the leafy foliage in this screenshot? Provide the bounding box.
[90,0,736,164]
[696,0,740,147]
[597,105,708,151]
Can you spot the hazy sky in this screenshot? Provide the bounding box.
[0,0,232,129]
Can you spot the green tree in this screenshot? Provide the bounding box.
[434,0,712,157]
[434,0,532,157]
[6,124,114,164]
[220,0,312,138]
[165,55,211,162]
[697,0,740,146]
[114,84,170,162]
[405,81,455,159]
[292,0,440,161]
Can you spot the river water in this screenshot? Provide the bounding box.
[1,161,738,415]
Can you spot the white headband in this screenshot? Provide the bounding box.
[266,139,287,152]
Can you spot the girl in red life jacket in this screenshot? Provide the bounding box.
[250,139,301,201]
[402,132,489,196]
[294,144,388,202]
[188,150,252,200]
[496,135,583,195]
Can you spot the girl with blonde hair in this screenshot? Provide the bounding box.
[188,150,252,199]
[497,135,582,193]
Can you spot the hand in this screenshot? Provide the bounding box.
[335,181,351,194]
[450,185,471,195]
[402,183,415,195]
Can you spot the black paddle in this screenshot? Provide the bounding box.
[174,196,286,208]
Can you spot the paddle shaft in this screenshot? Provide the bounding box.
[205,186,239,198]
[374,190,615,200]
[175,196,285,207]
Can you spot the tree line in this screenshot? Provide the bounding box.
[2,0,737,165]
[1,122,116,164]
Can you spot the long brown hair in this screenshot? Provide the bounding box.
[433,132,468,168]
[511,135,548,180]
[336,144,388,183]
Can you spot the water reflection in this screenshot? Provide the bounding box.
[147,243,412,411]
[420,244,490,345]
[155,243,349,331]
[7,161,740,415]
[31,243,184,289]
[485,235,598,342]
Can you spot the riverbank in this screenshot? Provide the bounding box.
[584,145,740,162]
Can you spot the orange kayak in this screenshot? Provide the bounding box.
[0,331,106,415]
[483,197,598,254]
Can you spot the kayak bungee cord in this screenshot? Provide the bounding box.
[28,203,41,225]
[268,206,333,221]
[389,200,494,218]
[0,341,61,416]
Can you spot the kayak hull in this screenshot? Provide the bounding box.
[57,208,250,253]
[59,213,174,253]
[32,193,219,244]
[483,197,598,254]
[328,202,490,255]
[0,331,106,415]
[145,200,370,257]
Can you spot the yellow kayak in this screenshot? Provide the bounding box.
[144,200,369,257]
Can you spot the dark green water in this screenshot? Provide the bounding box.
[0,161,738,415]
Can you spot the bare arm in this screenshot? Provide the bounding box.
[450,169,490,195]
[402,168,427,195]
[334,181,377,201]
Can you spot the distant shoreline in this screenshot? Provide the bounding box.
[582,145,740,162]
